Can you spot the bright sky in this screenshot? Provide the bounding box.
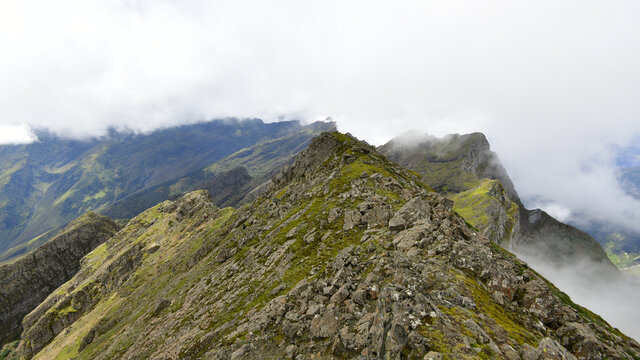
[1,0,640,234]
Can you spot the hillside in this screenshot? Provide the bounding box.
[0,119,335,263]
[379,132,618,276]
[13,133,639,359]
[100,121,329,220]
[0,213,120,345]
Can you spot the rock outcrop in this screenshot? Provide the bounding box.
[0,213,120,345]
[380,132,618,275]
[198,166,253,205]
[15,133,640,359]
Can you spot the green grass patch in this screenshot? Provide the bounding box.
[0,341,19,360]
[454,271,538,346]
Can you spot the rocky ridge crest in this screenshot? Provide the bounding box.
[379,132,618,275]
[15,133,640,359]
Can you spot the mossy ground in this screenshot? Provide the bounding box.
[451,180,495,227]
[451,179,519,245]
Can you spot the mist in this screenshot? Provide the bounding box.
[2,0,640,340]
[518,251,640,341]
[0,124,36,145]
[2,1,639,234]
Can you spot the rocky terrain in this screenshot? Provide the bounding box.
[13,132,639,359]
[380,132,618,276]
[0,213,120,345]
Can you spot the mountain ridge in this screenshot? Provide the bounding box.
[0,119,335,263]
[379,131,618,276]
[12,132,640,359]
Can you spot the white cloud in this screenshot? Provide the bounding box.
[2,0,640,340]
[1,1,639,230]
[528,199,573,223]
[0,124,37,144]
[518,252,640,341]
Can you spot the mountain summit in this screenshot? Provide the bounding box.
[11,132,639,359]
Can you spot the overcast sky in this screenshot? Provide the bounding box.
[1,0,640,233]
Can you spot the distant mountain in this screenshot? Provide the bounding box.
[379,132,617,277]
[621,166,640,199]
[571,165,640,270]
[11,133,639,359]
[0,119,335,263]
[101,122,329,220]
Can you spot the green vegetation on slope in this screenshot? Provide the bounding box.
[604,233,640,268]
[22,133,426,358]
[17,132,640,360]
[451,179,519,245]
[0,119,335,263]
[0,341,18,360]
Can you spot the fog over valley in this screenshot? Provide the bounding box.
[1,1,640,358]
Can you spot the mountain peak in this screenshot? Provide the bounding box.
[380,131,519,204]
[13,132,640,359]
[383,131,490,158]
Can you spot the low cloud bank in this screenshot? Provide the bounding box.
[2,1,640,338]
[0,124,37,145]
[4,0,639,235]
[518,252,640,341]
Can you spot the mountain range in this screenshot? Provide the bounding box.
[583,166,640,270]
[0,121,638,359]
[0,119,335,263]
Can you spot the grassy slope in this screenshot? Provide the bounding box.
[28,134,423,358]
[0,120,334,263]
[451,179,519,244]
[100,124,328,221]
[24,133,638,359]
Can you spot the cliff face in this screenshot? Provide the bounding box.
[379,132,617,275]
[15,133,639,359]
[0,213,120,345]
[379,132,520,204]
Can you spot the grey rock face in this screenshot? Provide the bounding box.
[389,197,431,231]
[521,338,578,360]
[0,213,120,346]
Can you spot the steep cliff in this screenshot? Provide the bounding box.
[380,132,618,275]
[16,133,639,359]
[0,213,120,345]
